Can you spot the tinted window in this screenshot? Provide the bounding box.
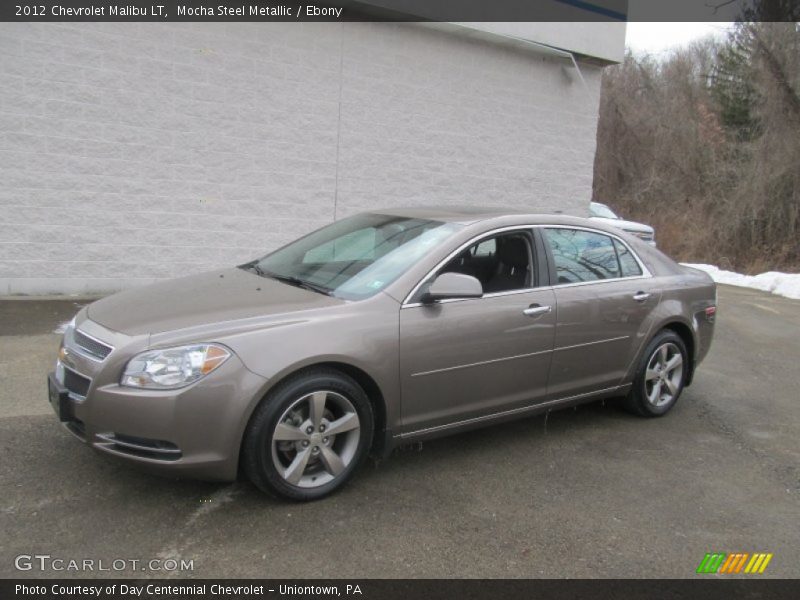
[614,239,643,277]
[544,228,620,284]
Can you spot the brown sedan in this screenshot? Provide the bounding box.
[49,208,716,500]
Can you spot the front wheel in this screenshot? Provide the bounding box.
[624,330,688,417]
[243,368,374,501]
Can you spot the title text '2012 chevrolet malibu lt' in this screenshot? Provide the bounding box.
[49,208,716,500]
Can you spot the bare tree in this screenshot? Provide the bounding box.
[593,23,799,272]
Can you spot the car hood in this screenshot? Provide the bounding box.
[86,268,344,336]
[589,216,654,234]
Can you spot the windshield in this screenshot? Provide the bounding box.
[590,202,619,220]
[245,214,462,300]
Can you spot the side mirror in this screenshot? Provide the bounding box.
[422,272,483,303]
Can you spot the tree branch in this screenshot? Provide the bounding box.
[751,27,800,123]
[704,0,740,14]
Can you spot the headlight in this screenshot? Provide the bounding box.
[121,344,231,390]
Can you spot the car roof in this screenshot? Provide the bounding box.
[368,206,600,228]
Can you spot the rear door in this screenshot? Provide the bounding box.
[542,227,661,398]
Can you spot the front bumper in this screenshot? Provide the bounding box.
[50,323,269,481]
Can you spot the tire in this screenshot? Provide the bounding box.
[242,368,374,501]
[624,329,688,417]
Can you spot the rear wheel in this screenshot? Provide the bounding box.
[243,369,374,501]
[624,330,688,417]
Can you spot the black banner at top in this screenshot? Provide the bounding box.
[2,0,800,22]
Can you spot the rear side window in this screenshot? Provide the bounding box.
[614,239,643,277]
[544,228,620,284]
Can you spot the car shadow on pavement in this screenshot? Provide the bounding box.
[2,398,642,510]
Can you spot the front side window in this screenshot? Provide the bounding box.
[246,214,462,300]
[438,231,534,294]
[544,228,621,284]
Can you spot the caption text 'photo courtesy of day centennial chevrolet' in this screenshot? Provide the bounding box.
[49,208,716,500]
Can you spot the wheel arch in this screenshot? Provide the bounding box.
[237,360,390,475]
[314,361,389,457]
[660,321,696,386]
[625,317,697,389]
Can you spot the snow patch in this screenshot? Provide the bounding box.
[681,264,800,300]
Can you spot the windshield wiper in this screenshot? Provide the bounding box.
[241,263,333,296]
[263,272,333,296]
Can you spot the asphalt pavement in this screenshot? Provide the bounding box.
[0,285,798,578]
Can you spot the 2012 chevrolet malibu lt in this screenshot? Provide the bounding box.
[49,208,717,500]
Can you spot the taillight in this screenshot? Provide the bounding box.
[704,306,716,321]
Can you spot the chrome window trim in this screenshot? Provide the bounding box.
[68,328,115,363]
[401,223,653,308]
[401,225,540,307]
[540,274,650,290]
[539,224,652,281]
[402,288,544,309]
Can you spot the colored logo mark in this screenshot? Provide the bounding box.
[697,552,773,574]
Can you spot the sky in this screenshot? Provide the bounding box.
[625,22,734,55]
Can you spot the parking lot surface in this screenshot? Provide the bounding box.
[1,285,798,578]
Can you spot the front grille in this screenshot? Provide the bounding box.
[73,329,113,360]
[96,433,182,461]
[63,367,91,398]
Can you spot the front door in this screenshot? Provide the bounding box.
[399,230,556,435]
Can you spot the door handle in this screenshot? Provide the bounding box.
[632,292,651,302]
[523,305,552,317]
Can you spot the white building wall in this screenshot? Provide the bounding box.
[0,22,606,295]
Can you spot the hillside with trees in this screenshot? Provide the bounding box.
[593,22,799,272]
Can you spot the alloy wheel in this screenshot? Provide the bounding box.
[271,390,361,488]
[644,342,684,407]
